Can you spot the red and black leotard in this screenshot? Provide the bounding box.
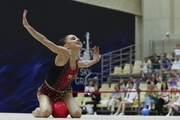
[38,60,79,102]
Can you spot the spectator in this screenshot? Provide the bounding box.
[118,79,126,90]
[177,77,180,89]
[173,44,180,56]
[166,87,180,116]
[170,52,175,63]
[143,82,158,110]
[114,82,137,116]
[92,77,98,86]
[153,82,170,115]
[161,56,171,72]
[84,80,95,97]
[162,53,170,62]
[107,85,122,115]
[85,85,101,115]
[141,57,150,79]
[151,57,161,78]
[168,72,178,89]
[156,77,163,90]
[147,73,158,88]
[125,76,137,89]
[149,53,160,63]
[171,55,180,73]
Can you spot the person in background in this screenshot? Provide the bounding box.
[125,76,137,89]
[168,72,178,89]
[156,77,163,90]
[171,55,180,74]
[162,53,170,62]
[173,44,180,57]
[114,82,137,116]
[151,57,161,78]
[143,82,158,110]
[147,73,158,89]
[118,79,126,90]
[107,85,122,115]
[92,77,98,86]
[148,53,160,63]
[170,51,175,63]
[86,85,101,115]
[153,82,170,115]
[84,80,95,97]
[141,57,150,79]
[161,56,171,73]
[166,87,180,116]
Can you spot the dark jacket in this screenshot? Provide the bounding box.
[91,92,101,103]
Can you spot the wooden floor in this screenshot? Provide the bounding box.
[0,113,180,120]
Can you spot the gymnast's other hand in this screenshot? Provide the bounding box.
[91,46,101,63]
[22,9,30,28]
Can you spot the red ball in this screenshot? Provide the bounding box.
[52,102,69,118]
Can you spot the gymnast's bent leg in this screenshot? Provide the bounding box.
[61,92,82,118]
[32,93,53,118]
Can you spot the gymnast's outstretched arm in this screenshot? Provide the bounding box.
[78,46,101,68]
[22,9,70,59]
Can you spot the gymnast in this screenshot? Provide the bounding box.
[22,9,101,118]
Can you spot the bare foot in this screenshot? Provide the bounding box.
[32,107,41,118]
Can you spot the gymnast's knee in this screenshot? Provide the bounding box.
[71,108,82,118]
[41,108,52,118]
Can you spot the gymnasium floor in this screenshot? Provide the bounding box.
[0,113,179,120]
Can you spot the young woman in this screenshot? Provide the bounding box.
[85,85,101,115]
[143,82,158,110]
[153,82,170,115]
[84,80,95,97]
[22,10,101,118]
[166,87,180,116]
[107,85,122,115]
[114,82,137,116]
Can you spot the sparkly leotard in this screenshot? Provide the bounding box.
[38,60,79,102]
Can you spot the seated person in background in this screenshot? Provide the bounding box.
[147,73,158,89]
[92,77,98,86]
[141,57,150,79]
[118,79,126,90]
[163,53,171,62]
[177,77,180,89]
[114,82,137,116]
[107,85,122,115]
[153,82,170,115]
[171,55,180,74]
[156,77,163,90]
[161,56,171,73]
[85,85,101,115]
[173,44,180,57]
[125,76,137,89]
[143,82,158,110]
[168,72,178,89]
[166,87,180,116]
[170,51,175,63]
[148,53,160,63]
[84,80,95,97]
[151,57,161,78]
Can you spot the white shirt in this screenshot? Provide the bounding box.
[124,88,137,103]
[119,84,126,90]
[171,60,180,70]
[142,62,149,72]
[84,86,94,95]
[174,49,180,56]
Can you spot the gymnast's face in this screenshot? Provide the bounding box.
[64,35,82,50]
